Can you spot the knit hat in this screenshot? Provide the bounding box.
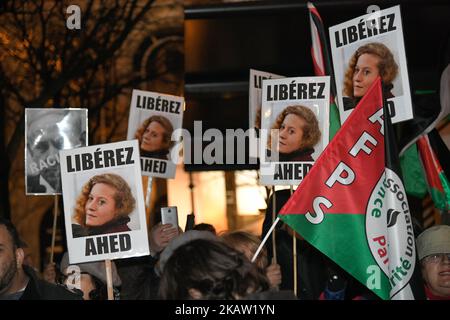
[416,225,450,260]
[59,252,122,287]
[155,230,220,276]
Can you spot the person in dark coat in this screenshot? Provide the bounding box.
[263,190,381,300]
[262,189,328,299]
[114,255,160,300]
[115,222,179,300]
[157,231,296,300]
[0,218,81,300]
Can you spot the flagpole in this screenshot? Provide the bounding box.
[290,185,298,297]
[271,186,277,265]
[252,217,280,263]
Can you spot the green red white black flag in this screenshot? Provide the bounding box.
[278,77,425,299]
[380,85,425,299]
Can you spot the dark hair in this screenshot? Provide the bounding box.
[193,223,216,235]
[158,239,269,300]
[0,218,23,250]
[87,273,109,300]
[221,231,268,270]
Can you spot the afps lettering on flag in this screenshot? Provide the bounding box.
[279,78,420,299]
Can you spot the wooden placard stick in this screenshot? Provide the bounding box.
[145,177,153,209]
[271,186,277,265]
[105,259,114,300]
[50,195,59,264]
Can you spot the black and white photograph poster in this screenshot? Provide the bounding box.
[25,108,88,195]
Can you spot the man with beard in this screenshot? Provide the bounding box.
[26,109,86,194]
[0,218,81,300]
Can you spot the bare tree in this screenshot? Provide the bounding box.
[0,0,183,217]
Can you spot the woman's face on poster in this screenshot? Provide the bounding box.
[85,183,118,227]
[141,121,167,152]
[353,53,380,98]
[277,113,305,154]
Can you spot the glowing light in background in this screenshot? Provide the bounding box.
[168,165,227,233]
[235,170,267,215]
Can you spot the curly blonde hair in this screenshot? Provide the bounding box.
[73,173,136,226]
[134,115,174,151]
[267,105,321,151]
[343,42,398,97]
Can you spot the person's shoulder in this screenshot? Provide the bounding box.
[22,266,82,300]
[37,280,83,300]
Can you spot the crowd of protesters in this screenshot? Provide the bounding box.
[0,207,449,300]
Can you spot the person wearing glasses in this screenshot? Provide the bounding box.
[416,224,450,300]
[26,109,86,194]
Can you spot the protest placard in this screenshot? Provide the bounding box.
[127,89,184,178]
[329,5,412,124]
[249,69,284,160]
[60,140,149,264]
[259,76,330,185]
[25,108,87,195]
